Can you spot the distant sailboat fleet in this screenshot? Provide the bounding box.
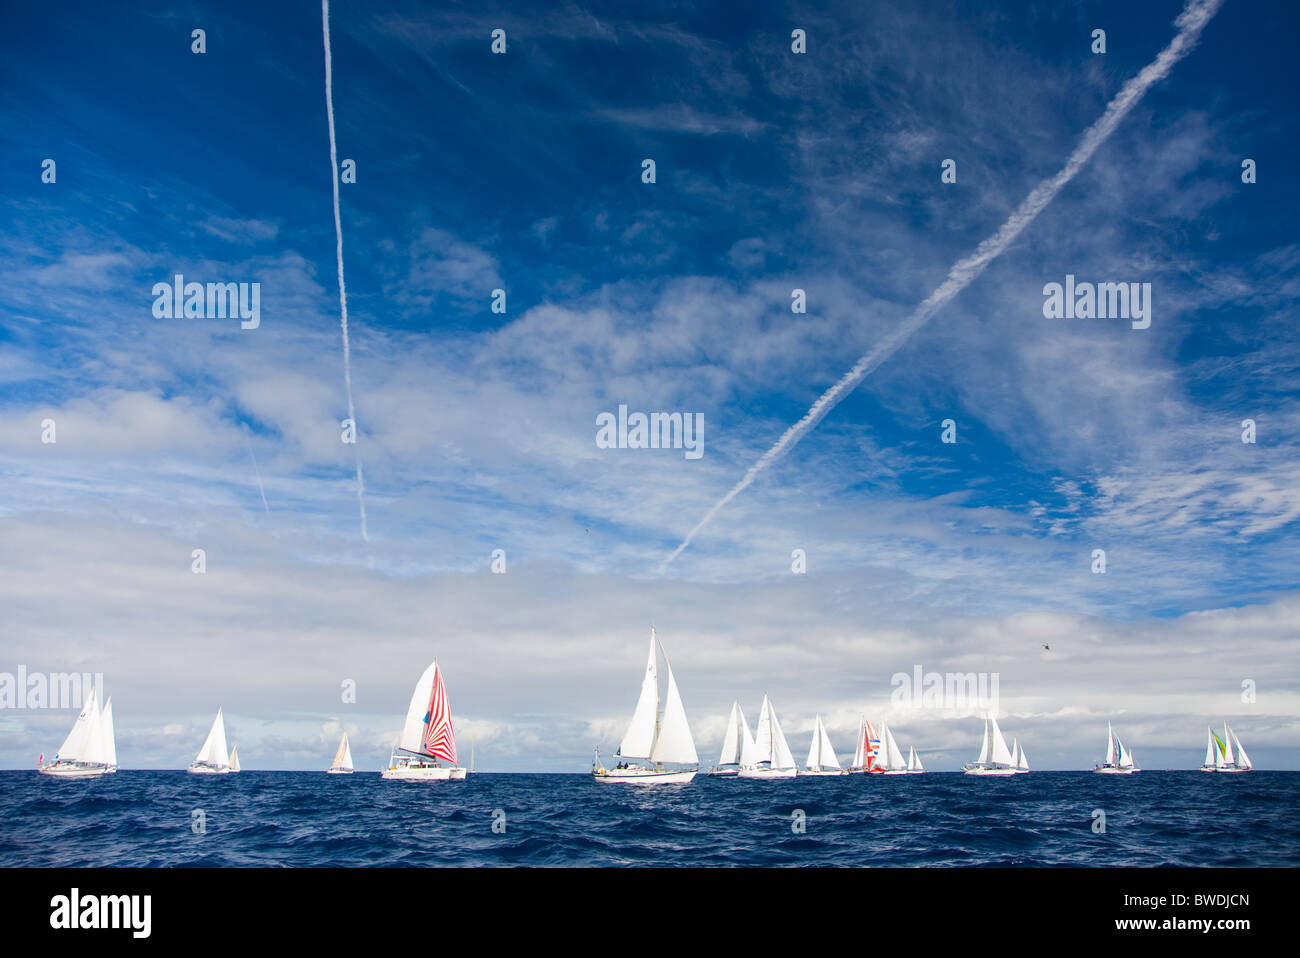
[34,642,1261,777]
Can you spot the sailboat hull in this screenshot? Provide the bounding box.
[737,766,798,779]
[382,765,467,781]
[593,767,697,785]
[708,766,740,777]
[326,768,355,775]
[1095,766,1137,774]
[798,768,847,777]
[963,765,1020,776]
[187,764,234,775]
[1215,767,1251,774]
[38,763,110,778]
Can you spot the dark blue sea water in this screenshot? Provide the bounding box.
[1,770,1296,867]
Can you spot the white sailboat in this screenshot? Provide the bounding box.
[229,745,241,773]
[188,708,236,774]
[876,722,911,775]
[1011,738,1030,774]
[906,744,925,774]
[39,686,116,778]
[709,700,751,777]
[800,714,845,775]
[1214,721,1252,773]
[327,732,354,774]
[382,659,467,781]
[848,716,883,773]
[1199,726,1219,772]
[593,628,699,784]
[737,695,798,779]
[963,715,1020,775]
[1095,721,1138,774]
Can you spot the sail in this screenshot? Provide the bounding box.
[908,745,923,771]
[421,663,458,765]
[769,702,796,770]
[977,716,992,764]
[989,717,1014,766]
[805,716,822,769]
[650,656,698,765]
[56,686,99,762]
[1105,722,1116,766]
[882,723,906,770]
[332,733,351,770]
[1217,724,1235,768]
[754,696,774,763]
[195,709,230,767]
[81,694,109,765]
[719,701,741,766]
[1204,727,1216,765]
[619,632,659,760]
[863,719,880,770]
[99,698,117,768]
[1117,737,1133,768]
[739,709,757,767]
[1230,728,1251,769]
[851,717,866,768]
[398,661,439,755]
[817,716,840,770]
[1018,744,1029,770]
[229,745,241,772]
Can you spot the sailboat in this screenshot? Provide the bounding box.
[709,700,752,777]
[327,732,354,774]
[800,714,845,775]
[229,745,241,773]
[848,716,882,773]
[1095,721,1138,774]
[738,695,798,779]
[382,659,466,781]
[38,686,116,778]
[1010,738,1030,774]
[1213,721,1252,773]
[593,628,699,784]
[906,744,925,774]
[188,709,236,774]
[875,722,911,775]
[963,715,1020,775]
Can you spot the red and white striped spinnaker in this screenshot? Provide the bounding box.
[421,664,458,765]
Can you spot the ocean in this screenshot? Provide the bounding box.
[2,770,1296,868]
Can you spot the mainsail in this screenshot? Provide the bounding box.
[229,745,241,772]
[805,715,840,770]
[880,723,907,771]
[718,701,742,766]
[56,685,100,762]
[332,732,354,770]
[619,633,659,759]
[195,709,230,767]
[1228,724,1251,770]
[1105,722,1117,766]
[989,717,1015,766]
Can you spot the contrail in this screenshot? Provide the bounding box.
[244,432,270,514]
[660,0,1223,572]
[322,0,369,541]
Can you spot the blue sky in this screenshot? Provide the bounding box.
[1,0,1298,771]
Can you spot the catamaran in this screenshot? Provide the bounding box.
[848,716,882,773]
[906,744,925,774]
[1095,721,1138,774]
[593,628,699,784]
[738,695,798,779]
[383,659,466,781]
[1210,721,1252,773]
[800,714,844,775]
[963,715,1021,775]
[39,686,116,778]
[709,700,753,777]
[875,722,911,775]
[188,708,237,774]
[327,732,354,774]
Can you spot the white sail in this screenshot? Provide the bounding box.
[56,686,99,762]
[650,656,698,765]
[195,709,230,767]
[805,716,822,769]
[229,745,241,772]
[768,702,796,770]
[99,698,117,768]
[753,696,773,763]
[1230,728,1251,769]
[81,695,109,766]
[332,732,353,770]
[1204,727,1216,766]
[977,716,992,764]
[989,717,1014,766]
[1017,743,1029,771]
[851,717,866,769]
[619,631,659,760]
[819,718,840,770]
[907,745,923,771]
[1117,736,1133,768]
[719,701,742,766]
[806,715,840,770]
[397,661,440,756]
[739,709,757,767]
[1105,722,1116,766]
[881,723,906,770]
